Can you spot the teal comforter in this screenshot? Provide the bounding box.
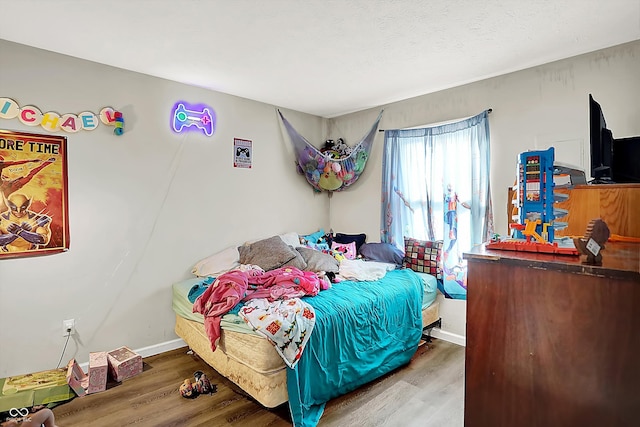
[287,268,424,426]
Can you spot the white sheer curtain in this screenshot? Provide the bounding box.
[381,110,493,299]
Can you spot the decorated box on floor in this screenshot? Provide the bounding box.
[66,359,89,397]
[107,347,142,382]
[0,368,74,412]
[88,352,108,394]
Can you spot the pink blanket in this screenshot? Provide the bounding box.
[193,266,328,351]
[192,270,249,350]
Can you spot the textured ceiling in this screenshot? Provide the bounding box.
[1,0,639,118]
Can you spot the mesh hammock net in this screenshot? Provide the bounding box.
[279,110,383,193]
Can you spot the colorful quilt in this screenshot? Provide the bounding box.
[239,298,316,369]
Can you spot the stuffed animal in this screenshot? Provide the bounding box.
[333,138,352,157]
[193,370,215,395]
[321,139,343,159]
[316,271,333,289]
[301,229,327,247]
[298,146,319,175]
[353,149,368,174]
[319,166,343,191]
[322,139,335,151]
[179,378,196,398]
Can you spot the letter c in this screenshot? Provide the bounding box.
[19,105,43,126]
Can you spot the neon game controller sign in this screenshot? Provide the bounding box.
[170,101,216,136]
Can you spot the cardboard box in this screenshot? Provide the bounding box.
[66,359,89,397]
[88,352,108,394]
[0,368,74,412]
[107,347,142,382]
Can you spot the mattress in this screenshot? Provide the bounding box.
[172,269,440,408]
[422,298,440,328]
[415,271,440,327]
[174,314,288,408]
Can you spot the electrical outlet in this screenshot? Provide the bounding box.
[63,319,75,337]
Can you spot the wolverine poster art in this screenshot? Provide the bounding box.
[0,130,69,259]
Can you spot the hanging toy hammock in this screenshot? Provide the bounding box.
[279,110,383,193]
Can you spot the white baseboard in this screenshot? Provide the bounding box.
[78,338,187,372]
[134,338,187,358]
[429,328,466,347]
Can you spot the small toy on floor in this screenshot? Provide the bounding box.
[179,371,217,399]
[193,370,213,395]
[179,378,196,398]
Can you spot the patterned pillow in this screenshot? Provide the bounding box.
[331,241,357,260]
[403,237,443,279]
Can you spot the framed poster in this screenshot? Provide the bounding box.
[0,129,70,259]
[234,138,252,168]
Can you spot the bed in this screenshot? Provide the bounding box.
[172,235,441,426]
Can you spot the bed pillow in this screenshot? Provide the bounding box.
[296,247,340,273]
[238,235,307,271]
[403,237,443,279]
[331,241,357,260]
[333,232,367,252]
[279,231,302,248]
[359,242,404,266]
[192,246,240,277]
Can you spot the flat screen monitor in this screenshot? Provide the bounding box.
[589,94,614,183]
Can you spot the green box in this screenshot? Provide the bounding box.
[0,368,74,412]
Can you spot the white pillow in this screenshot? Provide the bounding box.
[279,232,302,248]
[192,246,240,277]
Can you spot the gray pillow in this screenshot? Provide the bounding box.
[238,236,307,271]
[296,247,339,273]
[359,242,404,266]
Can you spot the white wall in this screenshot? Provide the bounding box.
[329,41,640,337]
[0,40,329,377]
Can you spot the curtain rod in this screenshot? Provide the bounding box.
[377,108,492,132]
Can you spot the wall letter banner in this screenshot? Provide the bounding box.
[0,98,123,135]
[0,129,70,259]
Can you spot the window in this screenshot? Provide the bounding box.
[381,110,493,299]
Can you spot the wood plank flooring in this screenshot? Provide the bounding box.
[52,339,464,427]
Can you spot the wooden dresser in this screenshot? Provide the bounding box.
[463,243,640,427]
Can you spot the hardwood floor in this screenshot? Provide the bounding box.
[52,339,464,426]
